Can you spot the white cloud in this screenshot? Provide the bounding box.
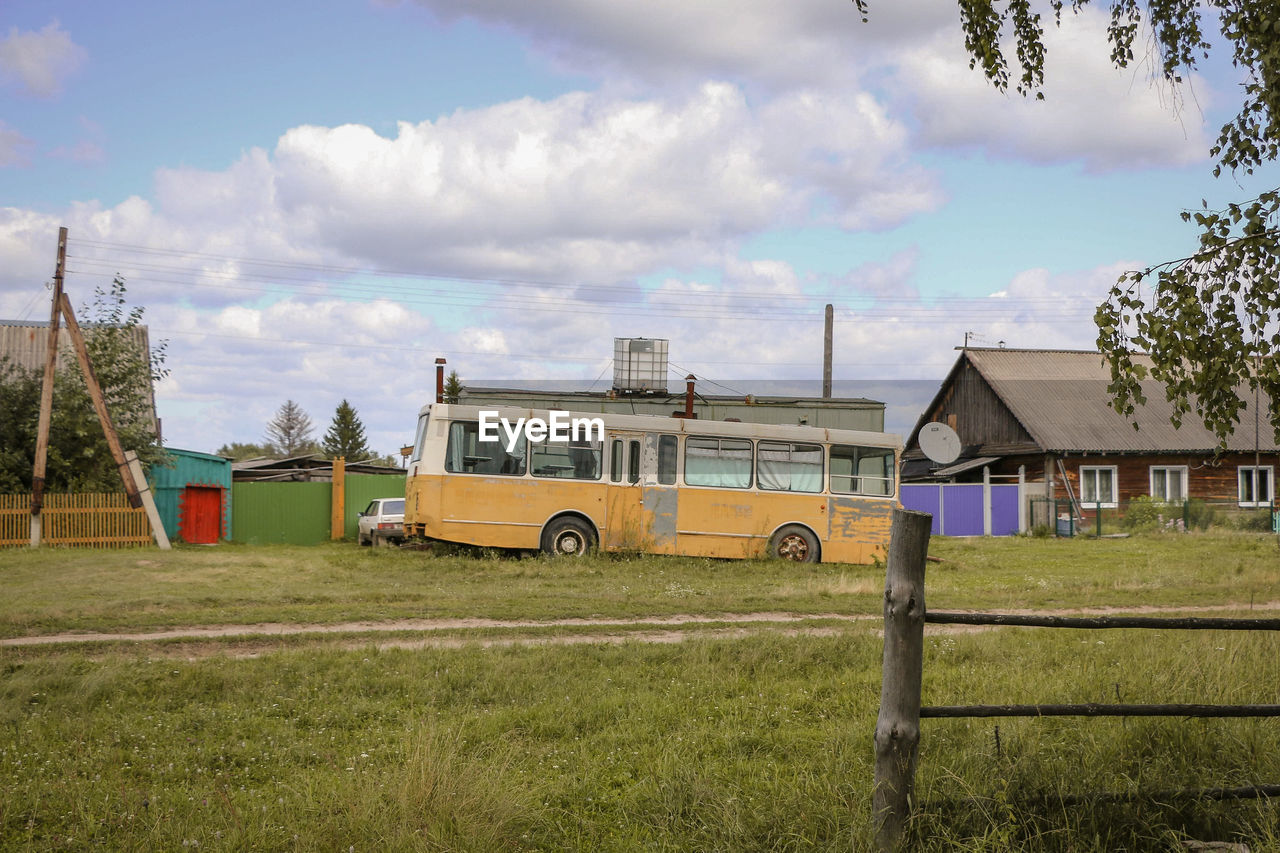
[0,121,34,167]
[406,0,954,91]
[0,21,86,98]
[0,82,938,302]
[268,82,935,272]
[402,0,1212,172]
[894,9,1210,171]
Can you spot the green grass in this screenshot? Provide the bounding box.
[3,630,1279,851]
[2,530,1280,849]
[0,529,1278,637]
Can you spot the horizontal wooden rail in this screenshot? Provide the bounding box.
[926,611,1280,631]
[928,784,1280,809]
[921,703,1280,718]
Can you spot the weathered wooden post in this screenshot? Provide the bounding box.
[873,507,932,852]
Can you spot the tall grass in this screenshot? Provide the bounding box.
[3,626,1279,850]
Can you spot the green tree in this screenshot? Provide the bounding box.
[321,399,372,461]
[443,369,463,404]
[0,277,168,492]
[266,400,316,457]
[214,441,278,461]
[860,1,1279,443]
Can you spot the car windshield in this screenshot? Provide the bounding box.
[383,499,405,514]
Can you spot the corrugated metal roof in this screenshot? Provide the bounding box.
[963,348,1279,453]
[0,320,152,374]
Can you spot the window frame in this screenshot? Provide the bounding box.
[1079,465,1118,508]
[828,444,896,497]
[683,435,754,490]
[1148,465,1188,504]
[1238,465,1275,507]
[443,420,527,477]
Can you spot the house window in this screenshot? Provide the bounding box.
[1238,466,1274,507]
[1079,465,1117,507]
[1149,466,1188,503]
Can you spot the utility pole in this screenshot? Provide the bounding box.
[29,227,66,547]
[823,303,833,399]
[58,290,142,507]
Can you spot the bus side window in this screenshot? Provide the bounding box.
[628,440,640,484]
[611,439,623,483]
[657,434,678,485]
[830,444,894,496]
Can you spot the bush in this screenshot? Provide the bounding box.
[1184,498,1216,531]
[1122,496,1183,533]
[1231,508,1273,531]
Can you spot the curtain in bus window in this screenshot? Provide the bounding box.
[757,442,822,492]
[531,437,602,479]
[445,421,527,475]
[684,437,752,488]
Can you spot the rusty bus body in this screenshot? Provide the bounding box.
[404,404,901,564]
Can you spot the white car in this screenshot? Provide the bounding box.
[357,498,405,547]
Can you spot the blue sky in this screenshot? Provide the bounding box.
[0,1,1266,455]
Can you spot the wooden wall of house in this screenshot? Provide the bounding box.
[929,361,1035,449]
[1052,452,1280,504]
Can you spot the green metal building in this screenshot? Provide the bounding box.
[149,448,233,544]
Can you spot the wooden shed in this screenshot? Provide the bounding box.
[150,448,232,544]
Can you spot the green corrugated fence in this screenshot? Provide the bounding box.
[231,481,332,545]
[229,473,407,545]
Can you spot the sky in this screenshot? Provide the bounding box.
[0,0,1266,456]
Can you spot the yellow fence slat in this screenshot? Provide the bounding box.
[0,492,152,549]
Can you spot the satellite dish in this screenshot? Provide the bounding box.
[919,422,961,465]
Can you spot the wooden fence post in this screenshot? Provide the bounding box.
[331,456,345,540]
[873,507,933,852]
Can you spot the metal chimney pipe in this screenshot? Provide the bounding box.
[435,357,447,404]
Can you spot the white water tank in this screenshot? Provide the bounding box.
[613,338,668,393]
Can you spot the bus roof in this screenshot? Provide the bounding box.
[418,403,902,450]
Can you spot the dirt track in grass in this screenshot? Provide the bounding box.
[4,601,1280,660]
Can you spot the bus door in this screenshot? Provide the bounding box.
[605,432,646,551]
[605,431,679,554]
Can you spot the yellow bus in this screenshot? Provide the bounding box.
[404,403,900,564]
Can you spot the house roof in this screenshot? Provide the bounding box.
[914,348,1279,454]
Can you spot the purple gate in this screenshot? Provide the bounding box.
[900,483,1022,536]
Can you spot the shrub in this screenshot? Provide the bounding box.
[1122,496,1184,533]
[1184,498,1216,531]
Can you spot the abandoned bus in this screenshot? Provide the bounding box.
[404,403,901,563]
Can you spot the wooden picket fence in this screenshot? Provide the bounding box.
[0,493,152,548]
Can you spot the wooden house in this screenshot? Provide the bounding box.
[903,348,1278,518]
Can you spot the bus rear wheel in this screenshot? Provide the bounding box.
[541,517,596,557]
[770,525,819,563]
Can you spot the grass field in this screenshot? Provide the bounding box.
[2,530,1279,850]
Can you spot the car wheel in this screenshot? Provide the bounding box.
[541,517,596,557]
[769,524,819,563]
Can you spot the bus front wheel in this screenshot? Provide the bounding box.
[541,517,596,557]
[770,525,819,563]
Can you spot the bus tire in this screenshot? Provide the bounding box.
[541,517,595,557]
[770,525,819,563]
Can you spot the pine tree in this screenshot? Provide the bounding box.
[443,370,463,404]
[266,400,315,457]
[321,399,372,461]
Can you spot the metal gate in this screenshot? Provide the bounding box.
[900,482,1023,536]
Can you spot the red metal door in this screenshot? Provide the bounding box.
[180,486,222,544]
